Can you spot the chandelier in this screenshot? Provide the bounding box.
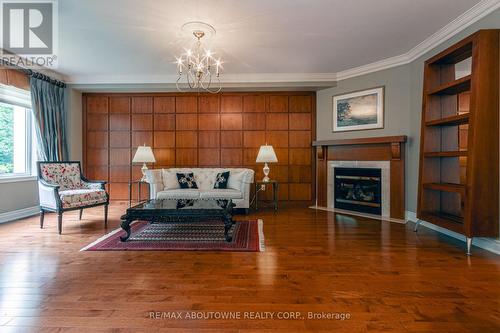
[175,22,222,93]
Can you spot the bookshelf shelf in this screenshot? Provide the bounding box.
[422,182,466,195]
[427,75,471,95]
[425,113,469,126]
[423,151,467,157]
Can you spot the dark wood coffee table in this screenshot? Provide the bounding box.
[119,199,235,242]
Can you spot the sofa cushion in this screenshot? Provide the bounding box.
[227,170,246,190]
[199,189,242,200]
[59,189,107,209]
[192,169,216,190]
[162,169,180,190]
[156,189,200,200]
[214,171,230,189]
[176,173,198,189]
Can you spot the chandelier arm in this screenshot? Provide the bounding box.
[175,75,187,93]
[199,71,211,90]
[206,75,222,94]
[186,70,197,89]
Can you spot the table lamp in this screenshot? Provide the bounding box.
[132,145,156,181]
[256,145,278,182]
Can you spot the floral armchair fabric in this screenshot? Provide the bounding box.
[37,161,109,234]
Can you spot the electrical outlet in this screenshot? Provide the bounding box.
[260,184,266,191]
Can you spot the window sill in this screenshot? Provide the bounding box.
[0,175,37,184]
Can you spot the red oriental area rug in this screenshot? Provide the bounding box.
[81,220,264,252]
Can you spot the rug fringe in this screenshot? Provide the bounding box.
[258,219,265,252]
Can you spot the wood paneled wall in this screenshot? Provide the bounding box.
[82,92,316,201]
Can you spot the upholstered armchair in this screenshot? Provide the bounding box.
[37,161,109,234]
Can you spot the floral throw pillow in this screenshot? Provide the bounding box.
[214,171,230,189]
[176,173,198,189]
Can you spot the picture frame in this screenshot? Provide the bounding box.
[332,86,384,132]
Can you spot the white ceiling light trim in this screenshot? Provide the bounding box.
[336,0,500,81]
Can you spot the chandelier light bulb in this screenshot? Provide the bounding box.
[176,58,183,74]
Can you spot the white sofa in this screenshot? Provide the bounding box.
[145,168,255,210]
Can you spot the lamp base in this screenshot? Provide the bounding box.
[140,163,148,182]
[262,163,270,182]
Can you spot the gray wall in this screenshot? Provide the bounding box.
[67,88,83,160]
[317,8,500,213]
[316,65,412,208]
[0,181,39,214]
[0,87,83,215]
[317,65,411,141]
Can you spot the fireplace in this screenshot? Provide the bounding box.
[314,136,406,219]
[334,167,382,215]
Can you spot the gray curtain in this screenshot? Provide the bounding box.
[30,75,68,161]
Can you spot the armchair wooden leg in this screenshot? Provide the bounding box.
[104,204,109,229]
[79,209,83,220]
[40,210,45,229]
[57,212,63,235]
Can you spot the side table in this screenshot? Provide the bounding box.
[128,180,149,207]
[254,180,279,211]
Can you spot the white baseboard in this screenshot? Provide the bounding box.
[0,206,40,224]
[406,211,500,255]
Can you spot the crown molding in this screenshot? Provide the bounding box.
[67,72,337,84]
[335,53,411,81]
[336,0,500,81]
[66,0,500,87]
[406,0,500,62]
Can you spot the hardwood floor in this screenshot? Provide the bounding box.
[0,202,499,332]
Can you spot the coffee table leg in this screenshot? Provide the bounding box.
[223,215,234,242]
[120,219,132,242]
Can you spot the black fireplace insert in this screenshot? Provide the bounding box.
[334,167,382,215]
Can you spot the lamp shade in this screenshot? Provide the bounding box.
[256,145,278,163]
[132,146,156,163]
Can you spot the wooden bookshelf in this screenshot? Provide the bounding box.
[417,30,499,255]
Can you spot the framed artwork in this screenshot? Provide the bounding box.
[332,86,384,132]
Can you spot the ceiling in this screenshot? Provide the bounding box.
[58,0,484,85]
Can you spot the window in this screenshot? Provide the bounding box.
[0,84,35,179]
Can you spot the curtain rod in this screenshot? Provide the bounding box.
[1,59,66,88]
